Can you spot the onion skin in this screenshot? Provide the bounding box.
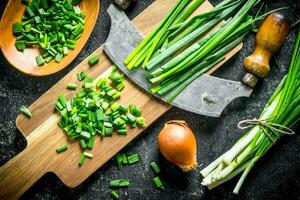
[158,120,197,172]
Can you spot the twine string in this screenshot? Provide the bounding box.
[238,118,295,143]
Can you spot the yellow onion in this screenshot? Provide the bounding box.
[158,120,197,172]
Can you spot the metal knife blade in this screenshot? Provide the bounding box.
[104,4,253,117]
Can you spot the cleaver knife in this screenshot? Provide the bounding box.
[104,4,252,117]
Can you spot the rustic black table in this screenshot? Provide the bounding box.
[0,0,299,199]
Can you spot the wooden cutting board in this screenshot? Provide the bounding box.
[0,0,242,199]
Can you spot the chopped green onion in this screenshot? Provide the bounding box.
[84,82,94,90]
[35,55,45,66]
[111,191,120,200]
[121,153,128,164]
[67,83,78,90]
[116,153,123,169]
[115,82,125,91]
[127,114,136,123]
[15,41,26,51]
[130,122,137,128]
[111,102,120,111]
[112,93,121,100]
[87,136,95,149]
[45,56,54,63]
[129,104,142,116]
[136,117,146,128]
[104,122,113,127]
[102,102,110,111]
[55,53,63,63]
[150,162,160,174]
[63,47,69,56]
[83,152,93,159]
[55,101,64,111]
[80,139,87,150]
[25,6,35,17]
[127,153,140,164]
[66,43,76,49]
[58,94,67,107]
[78,154,85,166]
[110,74,124,83]
[117,128,128,135]
[80,131,91,140]
[88,55,100,66]
[153,176,164,190]
[56,144,68,153]
[12,22,23,34]
[118,105,128,113]
[105,127,113,136]
[109,179,130,188]
[107,89,117,97]
[20,105,32,118]
[34,16,42,24]
[66,39,76,45]
[77,71,86,81]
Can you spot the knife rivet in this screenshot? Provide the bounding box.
[203,96,216,105]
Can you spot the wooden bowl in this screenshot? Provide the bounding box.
[0,0,100,76]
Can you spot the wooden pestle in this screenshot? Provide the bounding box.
[242,12,291,87]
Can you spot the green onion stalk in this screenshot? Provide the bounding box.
[167,0,242,45]
[200,31,300,194]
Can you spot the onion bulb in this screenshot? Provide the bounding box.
[158,120,197,172]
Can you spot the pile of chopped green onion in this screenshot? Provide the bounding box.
[55,67,146,165]
[124,0,272,102]
[201,31,300,194]
[13,0,85,66]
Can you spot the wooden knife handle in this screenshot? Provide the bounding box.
[242,12,291,87]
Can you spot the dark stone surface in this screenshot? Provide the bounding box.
[0,0,300,199]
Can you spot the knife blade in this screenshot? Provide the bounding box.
[104,4,252,117]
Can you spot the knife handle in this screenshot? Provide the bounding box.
[242,12,291,87]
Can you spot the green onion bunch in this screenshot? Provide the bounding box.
[55,67,146,165]
[201,31,300,194]
[13,0,85,66]
[124,0,266,102]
